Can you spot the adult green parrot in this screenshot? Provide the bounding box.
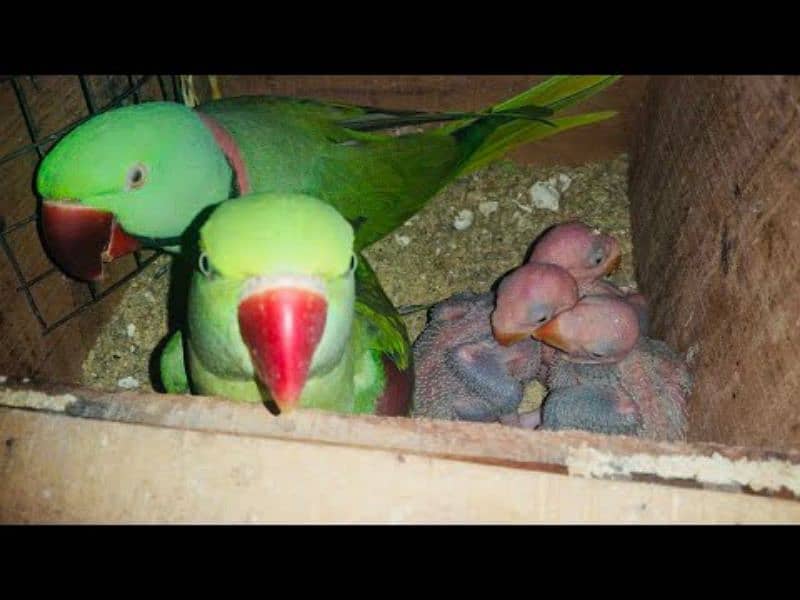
[160,192,413,415]
[35,76,620,281]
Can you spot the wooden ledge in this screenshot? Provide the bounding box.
[2,383,800,523]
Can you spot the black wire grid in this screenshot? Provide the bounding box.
[0,75,182,335]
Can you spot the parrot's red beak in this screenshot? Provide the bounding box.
[40,201,141,282]
[531,317,570,353]
[237,280,328,413]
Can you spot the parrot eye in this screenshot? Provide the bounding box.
[125,163,148,190]
[198,252,213,278]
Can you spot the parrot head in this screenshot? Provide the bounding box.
[491,262,579,346]
[531,294,640,364]
[199,193,356,412]
[527,222,621,286]
[36,102,233,281]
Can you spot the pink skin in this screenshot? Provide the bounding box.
[584,279,650,336]
[412,225,646,431]
[527,222,622,290]
[500,410,543,429]
[491,263,579,347]
[532,294,641,364]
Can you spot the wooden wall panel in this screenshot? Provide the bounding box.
[629,76,800,451]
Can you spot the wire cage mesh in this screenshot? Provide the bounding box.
[0,75,183,335]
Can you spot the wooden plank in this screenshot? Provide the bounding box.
[2,384,800,505]
[2,404,799,523]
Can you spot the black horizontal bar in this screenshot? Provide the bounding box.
[16,266,57,291]
[0,214,36,235]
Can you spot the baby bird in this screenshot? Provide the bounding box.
[530,292,689,441]
[541,336,691,442]
[527,222,621,292]
[412,293,542,424]
[414,259,591,424]
[531,294,641,365]
[491,262,579,347]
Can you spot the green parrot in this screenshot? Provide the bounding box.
[162,191,414,415]
[35,76,620,281]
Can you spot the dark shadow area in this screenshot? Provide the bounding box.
[147,333,171,393]
[165,203,219,332]
[148,204,221,391]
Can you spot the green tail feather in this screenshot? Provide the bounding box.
[489,75,621,114]
[458,110,617,175]
[441,75,621,175]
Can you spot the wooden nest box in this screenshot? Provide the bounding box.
[2,75,800,523]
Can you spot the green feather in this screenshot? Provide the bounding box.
[200,193,353,279]
[159,330,189,394]
[353,254,411,371]
[457,111,618,175]
[38,76,620,261]
[197,76,620,250]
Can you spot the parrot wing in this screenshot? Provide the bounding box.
[198,77,620,250]
[349,253,413,413]
[308,76,621,248]
[353,253,411,371]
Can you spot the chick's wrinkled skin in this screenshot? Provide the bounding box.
[413,292,542,425]
[541,337,691,441]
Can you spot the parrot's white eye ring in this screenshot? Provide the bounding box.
[125,163,148,190]
[198,252,213,277]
